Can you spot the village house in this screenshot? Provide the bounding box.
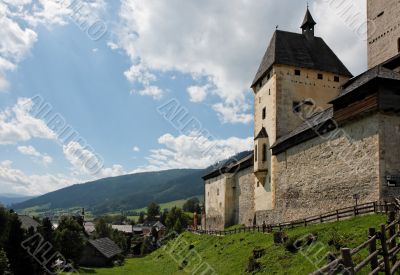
[79,237,122,267]
[203,1,400,230]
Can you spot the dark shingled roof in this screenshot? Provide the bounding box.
[18,215,40,231]
[254,127,268,140]
[88,238,122,259]
[202,151,254,180]
[271,107,334,154]
[301,9,316,29]
[330,65,400,103]
[251,30,353,87]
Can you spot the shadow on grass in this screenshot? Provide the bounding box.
[79,267,97,274]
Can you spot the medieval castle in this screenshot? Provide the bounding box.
[203,0,400,230]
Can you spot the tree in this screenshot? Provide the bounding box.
[138,212,145,224]
[183,197,201,213]
[5,214,36,275]
[147,202,160,221]
[94,218,112,239]
[159,209,168,225]
[0,248,12,275]
[165,207,190,234]
[38,218,54,244]
[54,216,85,266]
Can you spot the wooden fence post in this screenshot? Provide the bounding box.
[320,215,323,223]
[336,210,339,221]
[304,219,307,227]
[341,248,355,274]
[373,201,376,213]
[368,227,378,271]
[380,223,391,275]
[354,206,357,216]
[388,211,397,266]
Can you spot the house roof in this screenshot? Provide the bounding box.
[330,65,400,103]
[271,107,334,154]
[251,30,352,87]
[111,225,133,234]
[202,151,254,180]
[18,215,40,231]
[88,238,122,259]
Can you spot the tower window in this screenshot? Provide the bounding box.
[262,144,267,162]
[318,73,323,80]
[294,69,301,76]
[262,107,266,119]
[254,145,258,161]
[398,38,400,52]
[293,101,301,113]
[217,189,219,196]
[334,76,340,82]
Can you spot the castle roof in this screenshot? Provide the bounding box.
[271,107,335,154]
[251,30,353,87]
[331,65,400,103]
[202,151,254,181]
[254,127,268,140]
[301,8,316,29]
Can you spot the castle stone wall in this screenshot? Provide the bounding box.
[204,175,227,230]
[379,114,400,199]
[234,167,255,226]
[256,114,381,224]
[367,0,400,68]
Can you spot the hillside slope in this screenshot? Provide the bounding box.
[76,214,387,274]
[13,169,207,214]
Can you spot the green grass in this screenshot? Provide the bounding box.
[76,214,388,275]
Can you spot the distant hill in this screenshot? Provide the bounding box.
[12,150,252,215]
[0,194,36,206]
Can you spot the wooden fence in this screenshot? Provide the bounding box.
[311,211,400,275]
[190,201,395,236]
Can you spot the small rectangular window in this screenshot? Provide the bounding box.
[217,189,219,196]
[262,144,267,162]
[293,101,301,113]
[254,145,257,161]
[398,38,400,53]
[262,107,266,119]
[294,69,301,76]
[334,76,340,82]
[318,73,323,80]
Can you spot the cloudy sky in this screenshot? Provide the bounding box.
[0,0,367,195]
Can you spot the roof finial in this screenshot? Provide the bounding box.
[307,1,309,9]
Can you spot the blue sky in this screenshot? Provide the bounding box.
[0,0,368,195]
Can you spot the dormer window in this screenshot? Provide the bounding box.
[295,69,301,76]
[318,73,323,80]
[334,76,340,82]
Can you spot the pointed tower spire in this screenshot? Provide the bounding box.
[301,7,316,40]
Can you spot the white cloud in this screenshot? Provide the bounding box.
[112,0,367,123]
[135,85,164,100]
[63,141,126,179]
[132,146,140,152]
[0,0,106,92]
[187,85,210,103]
[0,160,76,195]
[0,98,56,145]
[17,145,53,165]
[133,133,253,172]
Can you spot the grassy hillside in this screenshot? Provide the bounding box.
[75,214,387,274]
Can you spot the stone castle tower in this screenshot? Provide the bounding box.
[367,0,400,68]
[251,8,352,214]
